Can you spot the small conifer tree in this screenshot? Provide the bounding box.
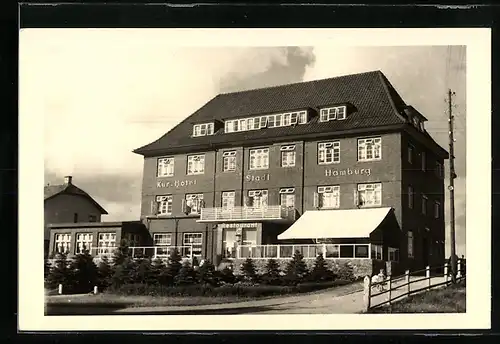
[46,252,73,291]
[309,253,334,282]
[197,259,218,286]
[96,256,113,290]
[284,250,309,285]
[263,259,282,285]
[110,256,135,288]
[149,258,169,285]
[131,257,152,284]
[165,248,183,284]
[217,266,237,284]
[241,258,258,283]
[174,261,197,286]
[69,251,99,293]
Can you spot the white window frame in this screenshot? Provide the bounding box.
[434,201,440,219]
[98,233,116,255]
[157,157,175,177]
[357,137,382,161]
[407,231,414,258]
[153,233,172,246]
[54,233,71,254]
[421,151,426,171]
[183,233,203,258]
[317,185,340,209]
[408,185,414,209]
[279,188,295,208]
[408,144,414,164]
[298,111,307,124]
[389,247,400,262]
[222,191,235,210]
[187,154,205,175]
[248,189,268,208]
[224,111,308,133]
[280,145,296,167]
[422,194,428,215]
[371,244,383,260]
[319,106,347,122]
[193,123,214,137]
[156,195,173,215]
[222,151,236,172]
[318,141,340,165]
[185,193,204,214]
[249,148,269,170]
[75,233,93,254]
[357,183,382,207]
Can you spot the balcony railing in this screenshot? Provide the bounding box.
[235,244,373,259]
[198,205,296,222]
[90,245,194,259]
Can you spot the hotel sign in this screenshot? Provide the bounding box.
[157,179,197,188]
[325,168,371,177]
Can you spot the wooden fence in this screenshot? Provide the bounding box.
[363,260,466,311]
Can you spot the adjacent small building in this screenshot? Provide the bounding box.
[44,176,108,257]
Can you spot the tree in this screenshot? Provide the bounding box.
[165,248,183,284]
[336,262,355,282]
[197,259,218,286]
[217,266,237,284]
[308,253,335,282]
[69,251,99,293]
[110,256,135,288]
[284,250,309,285]
[241,258,258,283]
[262,259,282,285]
[46,252,72,291]
[111,241,130,267]
[44,260,52,285]
[96,256,113,290]
[175,261,197,286]
[149,258,169,286]
[131,257,153,284]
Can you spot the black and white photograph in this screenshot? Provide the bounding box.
[18,28,490,331]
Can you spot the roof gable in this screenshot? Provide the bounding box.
[44,183,108,214]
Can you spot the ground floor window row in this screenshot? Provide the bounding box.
[54,232,140,255]
[152,182,384,215]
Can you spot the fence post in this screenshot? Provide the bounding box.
[363,276,371,312]
[444,263,449,283]
[405,269,410,296]
[322,244,327,258]
[94,286,98,295]
[426,266,431,290]
[387,274,392,307]
[457,260,462,278]
[58,284,63,295]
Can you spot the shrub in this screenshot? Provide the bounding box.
[197,260,218,286]
[44,260,51,284]
[68,251,99,293]
[216,266,237,285]
[149,258,170,286]
[175,261,197,286]
[166,248,183,282]
[46,252,73,290]
[110,257,136,288]
[131,257,153,284]
[241,258,258,283]
[336,262,355,282]
[262,259,282,285]
[284,250,309,285]
[308,254,336,282]
[111,241,130,266]
[96,256,113,290]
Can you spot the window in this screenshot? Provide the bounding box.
[317,186,340,209]
[408,144,414,164]
[193,123,214,137]
[222,191,235,210]
[157,157,174,177]
[76,233,93,254]
[408,231,414,258]
[187,154,205,175]
[318,141,340,164]
[242,229,257,246]
[421,151,426,171]
[280,188,295,208]
[247,189,268,208]
[222,229,237,258]
[298,111,307,124]
[183,233,203,258]
[319,106,347,122]
[408,185,414,209]
[124,233,140,246]
[98,233,116,255]
[249,148,269,170]
[371,244,383,260]
[73,213,78,223]
[434,201,440,219]
[388,247,400,262]
[222,151,236,172]
[88,214,97,222]
[153,233,172,246]
[357,183,382,207]
[422,194,428,215]
[435,161,444,178]
[156,195,173,215]
[224,111,308,133]
[357,137,382,161]
[185,194,204,214]
[54,234,71,254]
[280,145,296,167]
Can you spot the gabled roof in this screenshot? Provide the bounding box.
[44,182,108,215]
[133,70,447,158]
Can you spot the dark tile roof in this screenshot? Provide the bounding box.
[133,70,446,157]
[44,183,108,214]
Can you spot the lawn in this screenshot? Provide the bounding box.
[368,280,466,313]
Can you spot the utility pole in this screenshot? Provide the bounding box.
[448,88,457,283]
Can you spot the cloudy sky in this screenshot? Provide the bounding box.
[20,30,467,256]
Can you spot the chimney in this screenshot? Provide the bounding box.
[64,176,73,185]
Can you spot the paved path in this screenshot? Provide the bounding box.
[113,276,447,315]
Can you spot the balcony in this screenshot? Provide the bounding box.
[198,205,297,223]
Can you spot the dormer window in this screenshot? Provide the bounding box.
[224,110,308,133]
[319,106,347,122]
[193,123,214,137]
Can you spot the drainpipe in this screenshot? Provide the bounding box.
[211,148,217,261]
[301,140,306,215]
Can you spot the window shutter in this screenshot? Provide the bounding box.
[200,200,206,208]
[181,199,188,214]
[244,196,253,207]
[151,200,158,215]
[354,189,360,207]
[313,192,319,209]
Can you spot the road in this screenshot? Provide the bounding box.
[113,276,446,315]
